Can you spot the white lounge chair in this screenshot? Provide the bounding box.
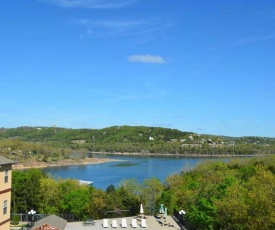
[132,218,138,228]
[141,218,147,228]
[112,219,118,228]
[121,218,127,228]
[103,219,109,228]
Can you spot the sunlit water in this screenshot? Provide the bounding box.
[42,155,229,190]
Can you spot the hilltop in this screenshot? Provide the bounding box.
[1,125,274,143]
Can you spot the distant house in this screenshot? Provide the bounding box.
[170,139,177,143]
[181,144,202,148]
[149,136,154,141]
[71,140,86,144]
[0,156,14,230]
[31,215,67,230]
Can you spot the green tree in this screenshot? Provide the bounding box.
[187,197,217,230]
[88,187,107,219]
[60,187,90,220]
[38,177,59,214]
[119,178,141,198]
[215,182,248,230]
[246,166,275,229]
[12,169,45,212]
[141,178,164,215]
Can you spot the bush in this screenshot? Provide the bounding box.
[11,214,20,225]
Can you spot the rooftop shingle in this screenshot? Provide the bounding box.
[31,215,67,230]
[0,155,14,166]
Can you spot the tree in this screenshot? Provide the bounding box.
[88,187,107,219]
[60,187,90,220]
[12,171,27,213]
[119,178,141,198]
[12,169,45,212]
[215,182,248,230]
[246,166,275,229]
[187,197,217,230]
[141,178,164,215]
[106,184,116,194]
[38,177,59,214]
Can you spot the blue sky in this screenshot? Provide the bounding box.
[1,0,275,137]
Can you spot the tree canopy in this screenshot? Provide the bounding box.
[11,155,275,229]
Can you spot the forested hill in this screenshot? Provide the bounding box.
[0,126,275,162]
[0,126,191,142]
[0,125,274,145]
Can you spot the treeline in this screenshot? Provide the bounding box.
[0,139,78,163]
[0,126,189,142]
[88,141,275,155]
[12,169,163,220]
[12,156,275,229]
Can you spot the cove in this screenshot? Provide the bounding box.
[42,155,229,190]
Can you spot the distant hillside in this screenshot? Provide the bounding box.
[0,125,274,144]
[0,126,275,164]
[0,125,191,142]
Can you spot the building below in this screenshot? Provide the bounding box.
[0,156,14,230]
[32,215,67,230]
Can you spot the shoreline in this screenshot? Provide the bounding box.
[12,152,266,170]
[12,157,122,170]
[92,151,264,158]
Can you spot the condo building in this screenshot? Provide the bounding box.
[0,156,14,230]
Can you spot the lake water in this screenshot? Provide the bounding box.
[42,155,229,190]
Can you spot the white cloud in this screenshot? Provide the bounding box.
[75,17,173,41]
[78,19,144,29]
[76,19,146,37]
[233,34,275,46]
[129,55,166,64]
[40,0,137,9]
[90,88,167,104]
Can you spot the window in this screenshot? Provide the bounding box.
[3,200,7,215]
[4,170,8,183]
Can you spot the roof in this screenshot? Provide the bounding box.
[0,155,14,166]
[31,215,67,230]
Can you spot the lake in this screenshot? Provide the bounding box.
[42,155,229,190]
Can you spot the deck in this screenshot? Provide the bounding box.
[65,216,180,230]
